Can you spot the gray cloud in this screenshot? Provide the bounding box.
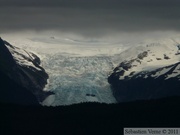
[1,0,180,8]
[1,0,180,38]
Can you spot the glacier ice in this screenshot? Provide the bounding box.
[41,54,117,106]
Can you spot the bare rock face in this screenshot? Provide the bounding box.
[137,51,148,59]
[0,38,53,104]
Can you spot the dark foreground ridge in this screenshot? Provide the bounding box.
[1,96,180,135]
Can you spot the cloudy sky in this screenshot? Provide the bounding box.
[1,0,180,40]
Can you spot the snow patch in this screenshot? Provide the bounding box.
[6,45,42,71]
[151,68,171,78]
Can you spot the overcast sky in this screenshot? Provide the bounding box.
[1,0,180,39]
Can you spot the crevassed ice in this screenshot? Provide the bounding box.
[41,54,117,106]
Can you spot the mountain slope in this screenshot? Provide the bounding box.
[0,38,53,104]
[108,40,180,102]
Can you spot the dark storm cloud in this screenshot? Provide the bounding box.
[1,0,180,37]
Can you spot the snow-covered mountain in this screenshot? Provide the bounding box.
[0,38,52,104]
[108,39,180,102]
[1,33,180,105]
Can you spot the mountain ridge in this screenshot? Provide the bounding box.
[108,41,180,102]
[0,37,53,104]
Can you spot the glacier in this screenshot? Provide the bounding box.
[41,54,117,105]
